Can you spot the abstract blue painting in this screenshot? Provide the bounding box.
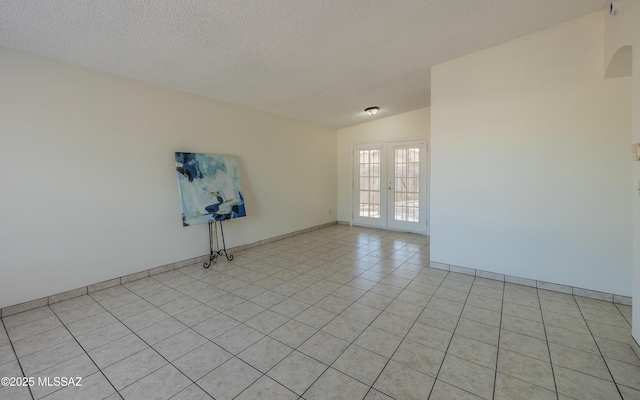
[175,152,247,226]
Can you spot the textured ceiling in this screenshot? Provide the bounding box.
[0,0,605,129]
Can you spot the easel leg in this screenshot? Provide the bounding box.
[203,220,233,268]
[203,220,218,268]
[218,221,234,261]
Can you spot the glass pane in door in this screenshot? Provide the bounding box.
[358,149,381,218]
[393,147,420,222]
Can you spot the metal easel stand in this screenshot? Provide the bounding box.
[203,220,234,268]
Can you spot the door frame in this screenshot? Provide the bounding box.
[352,142,387,229]
[351,138,430,234]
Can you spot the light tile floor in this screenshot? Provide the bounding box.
[1,225,638,400]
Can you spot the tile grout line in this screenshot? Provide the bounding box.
[354,239,438,398]
[428,271,476,399]
[143,266,299,399]
[0,222,341,318]
[171,274,298,399]
[338,251,432,398]
[225,232,394,398]
[9,230,430,399]
[496,290,557,396]
[491,277,506,400]
[53,285,153,398]
[266,238,408,398]
[86,281,217,399]
[536,289,562,399]
[49,279,207,399]
[1,316,36,400]
[2,226,634,400]
[446,278,509,399]
[338,238,433,399]
[11,230,381,399]
[48,302,122,400]
[283,237,427,398]
[572,296,625,400]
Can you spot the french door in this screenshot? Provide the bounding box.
[353,140,428,233]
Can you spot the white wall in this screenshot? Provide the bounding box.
[604,1,640,345]
[0,47,337,309]
[336,108,430,226]
[431,12,632,296]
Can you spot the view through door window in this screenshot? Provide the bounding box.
[359,149,381,218]
[394,147,420,222]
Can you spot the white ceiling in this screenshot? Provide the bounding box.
[0,0,605,129]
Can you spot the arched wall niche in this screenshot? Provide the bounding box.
[605,45,632,79]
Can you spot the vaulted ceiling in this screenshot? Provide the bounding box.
[0,0,605,129]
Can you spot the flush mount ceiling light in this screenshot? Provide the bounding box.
[609,0,620,15]
[365,107,379,116]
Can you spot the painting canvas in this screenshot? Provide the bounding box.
[175,152,246,226]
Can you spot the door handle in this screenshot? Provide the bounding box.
[388,186,393,190]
